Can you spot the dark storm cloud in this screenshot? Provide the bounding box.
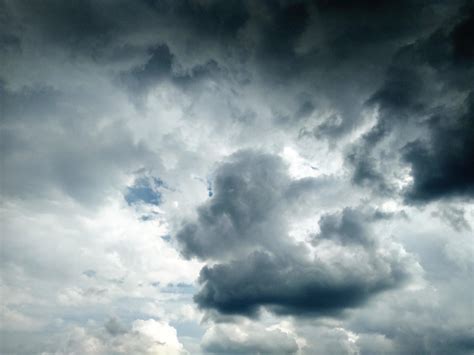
[0,1,21,53]
[6,0,120,54]
[0,33,20,53]
[2,0,248,70]
[6,0,247,49]
[4,0,442,61]
[403,92,474,202]
[348,2,474,203]
[451,4,474,62]
[251,1,312,80]
[124,44,173,92]
[176,150,414,316]
[6,0,464,151]
[144,0,249,39]
[255,0,458,138]
[195,249,407,317]
[254,0,437,79]
[121,43,222,96]
[0,81,60,123]
[8,0,457,138]
[367,67,425,128]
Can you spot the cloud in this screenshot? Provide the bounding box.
[195,247,411,317]
[315,208,376,246]
[120,43,223,102]
[402,92,474,202]
[176,150,416,316]
[347,3,474,203]
[202,322,299,354]
[176,150,292,261]
[45,318,186,355]
[1,0,473,353]
[0,81,162,206]
[122,44,174,94]
[432,205,471,232]
[104,317,127,336]
[347,285,474,355]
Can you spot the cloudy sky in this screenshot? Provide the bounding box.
[1,0,473,354]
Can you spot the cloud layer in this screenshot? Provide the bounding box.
[1,0,473,354]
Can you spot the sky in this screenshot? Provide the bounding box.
[0,0,473,354]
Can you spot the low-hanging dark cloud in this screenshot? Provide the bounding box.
[348,3,474,203]
[403,92,474,202]
[176,150,415,316]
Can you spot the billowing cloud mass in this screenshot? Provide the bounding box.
[177,151,417,316]
[1,0,473,354]
[36,318,186,355]
[202,321,300,354]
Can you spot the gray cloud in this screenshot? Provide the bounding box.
[195,248,408,317]
[176,150,415,316]
[104,317,127,336]
[402,92,474,202]
[0,81,161,206]
[314,208,376,247]
[176,150,291,261]
[348,3,474,203]
[5,0,456,138]
[433,205,471,232]
[1,1,473,354]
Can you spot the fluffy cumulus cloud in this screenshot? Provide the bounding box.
[202,321,300,354]
[1,0,473,354]
[177,151,418,316]
[33,318,186,355]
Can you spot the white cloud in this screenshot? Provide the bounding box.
[202,321,300,354]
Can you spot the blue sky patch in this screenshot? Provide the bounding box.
[124,176,163,206]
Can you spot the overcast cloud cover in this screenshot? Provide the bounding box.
[0,0,473,354]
